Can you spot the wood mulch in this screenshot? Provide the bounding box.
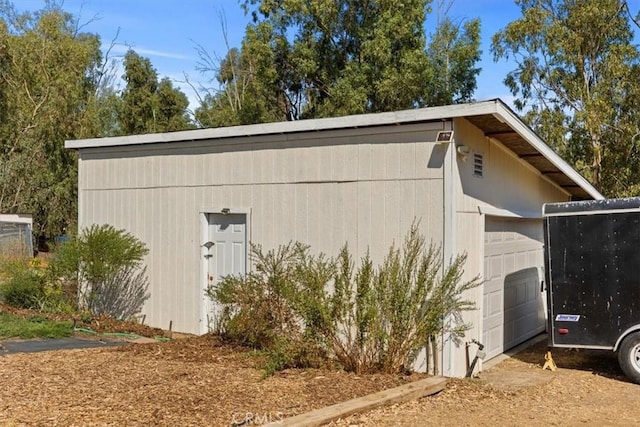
[5,302,640,426]
[0,334,428,426]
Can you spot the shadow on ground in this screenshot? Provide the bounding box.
[508,336,629,383]
[0,337,125,355]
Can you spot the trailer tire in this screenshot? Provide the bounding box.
[618,332,640,384]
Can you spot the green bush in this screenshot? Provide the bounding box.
[49,224,150,319]
[1,266,45,309]
[209,222,480,375]
[0,256,76,312]
[211,243,315,359]
[324,226,480,374]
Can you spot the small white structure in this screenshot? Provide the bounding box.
[66,99,602,377]
[0,214,34,257]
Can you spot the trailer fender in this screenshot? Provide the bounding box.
[614,325,640,351]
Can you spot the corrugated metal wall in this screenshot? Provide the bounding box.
[77,122,446,333]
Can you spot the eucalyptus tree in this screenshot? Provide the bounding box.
[0,3,104,237]
[195,24,286,128]
[196,0,481,126]
[492,0,640,196]
[120,50,193,135]
[426,16,481,105]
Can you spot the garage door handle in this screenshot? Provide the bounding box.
[540,280,545,293]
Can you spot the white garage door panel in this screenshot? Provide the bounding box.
[483,218,546,360]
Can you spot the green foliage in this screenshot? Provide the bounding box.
[0,256,75,312]
[0,262,45,309]
[426,16,482,105]
[211,241,329,373]
[0,3,195,238]
[209,223,480,375]
[195,0,481,126]
[0,3,104,237]
[212,242,304,347]
[491,0,640,196]
[0,311,72,339]
[121,50,194,134]
[195,24,289,127]
[50,224,150,319]
[315,224,479,374]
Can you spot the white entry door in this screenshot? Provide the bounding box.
[483,217,546,360]
[203,213,247,332]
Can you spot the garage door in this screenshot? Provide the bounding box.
[483,217,546,360]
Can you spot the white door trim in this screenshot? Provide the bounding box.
[198,207,251,335]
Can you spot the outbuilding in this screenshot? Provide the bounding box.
[66,99,602,377]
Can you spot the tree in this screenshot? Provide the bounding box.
[120,50,193,134]
[195,0,481,126]
[194,24,287,128]
[426,11,481,105]
[0,3,104,238]
[120,50,158,135]
[492,0,640,196]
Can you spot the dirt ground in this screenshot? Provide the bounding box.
[332,339,640,426]
[0,334,639,426]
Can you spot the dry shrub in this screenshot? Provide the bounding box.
[209,223,480,375]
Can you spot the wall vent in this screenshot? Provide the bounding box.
[473,153,484,177]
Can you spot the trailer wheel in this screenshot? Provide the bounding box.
[618,332,640,384]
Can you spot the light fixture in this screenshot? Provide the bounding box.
[202,241,214,250]
[457,145,471,156]
[221,208,231,215]
[456,144,471,162]
[436,130,454,143]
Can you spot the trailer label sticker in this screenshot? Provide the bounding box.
[555,314,580,322]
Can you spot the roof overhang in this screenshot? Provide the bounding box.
[66,99,603,201]
[464,100,603,201]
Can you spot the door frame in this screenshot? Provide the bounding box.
[199,207,251,335]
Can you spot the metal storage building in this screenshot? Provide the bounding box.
[66,99,602,377]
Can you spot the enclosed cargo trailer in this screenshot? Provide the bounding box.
[543,197,640,383]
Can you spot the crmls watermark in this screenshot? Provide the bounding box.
[231,411,284,426]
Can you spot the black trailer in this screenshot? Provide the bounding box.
[543,197,640,383]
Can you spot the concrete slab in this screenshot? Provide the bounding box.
[481,333,548,371]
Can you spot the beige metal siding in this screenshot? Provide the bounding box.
[77,123,446,334]
[448,118,569,377]
[453,118,568,214]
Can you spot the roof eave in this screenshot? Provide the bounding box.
[65,101,502,150]
[492,101,604,201]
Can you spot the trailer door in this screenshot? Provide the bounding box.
[484,217,546,360]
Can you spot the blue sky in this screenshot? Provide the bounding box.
[17,0,524,111]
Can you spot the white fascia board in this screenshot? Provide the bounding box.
[0,214,33,225]
[65,101,501,150]
[493,102,604,201]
